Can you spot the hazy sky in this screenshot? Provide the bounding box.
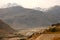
[0,0,60,8]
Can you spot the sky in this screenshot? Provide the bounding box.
[0,0,60,8]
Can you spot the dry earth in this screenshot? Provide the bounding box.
[35,34,60,40]
[1,26,60,40]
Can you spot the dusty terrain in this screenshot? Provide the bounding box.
[1,28,60,40]
[35,34,60,40]
[0,22,60,40]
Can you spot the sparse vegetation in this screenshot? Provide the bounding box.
[49,27,56,32]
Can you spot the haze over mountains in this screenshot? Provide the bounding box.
[0,4,60,29]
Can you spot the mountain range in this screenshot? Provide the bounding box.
[0,5,60,29]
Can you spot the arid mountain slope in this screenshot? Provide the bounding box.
[0,19,15,33]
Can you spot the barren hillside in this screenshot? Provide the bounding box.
[0,19,15,33]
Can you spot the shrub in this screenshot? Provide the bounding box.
[49,27,56,32]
